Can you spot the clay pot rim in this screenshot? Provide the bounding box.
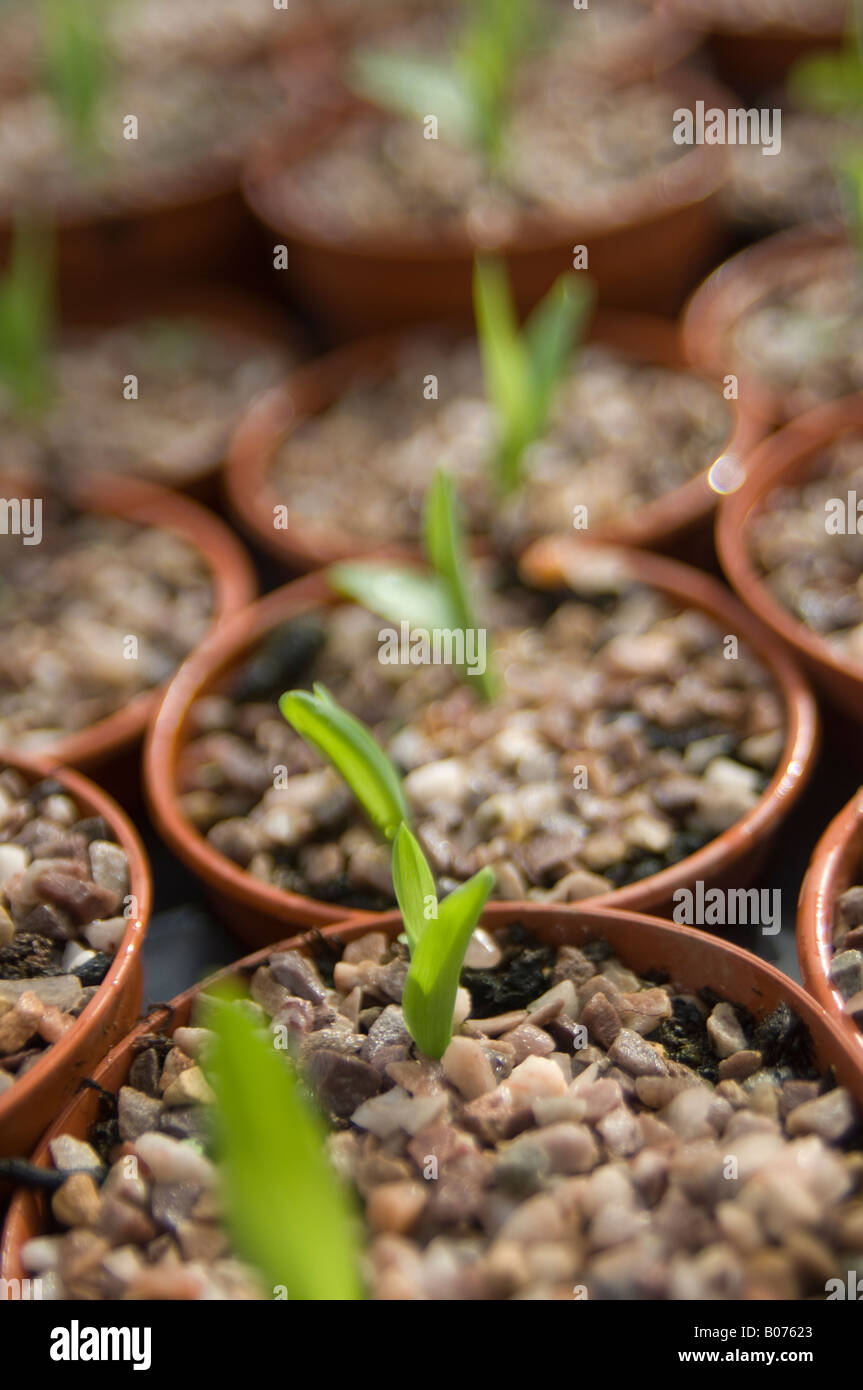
[798,787,863,1057]
[669,0,847,40]
[0,751,152,1139]
[144,542,818,933]
[2,471,257,772]
[224,309,766,572]
[55,284,304,492]
[4,896,863,1284]
[715,394,863,696]
[681,221,849,423]
[242,69,730,263]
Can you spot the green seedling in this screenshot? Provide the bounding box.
[350,0,534,167]
[0,217,54,419]
[205,988,363,1301]
[279,682,409,840]
[474,257,593,495]
[837,149,863,260]
[394,823,494,1058]
[280,688,495,1057]
[38,0,111,157]
[329,467,498,701]
[788,0,863,114]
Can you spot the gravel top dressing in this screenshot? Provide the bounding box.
[22,925,863,1301]
[270,339,732,551]
[747,436,863,668]
[833,870,863,1036]
[0,61,284,215]
[0,768,129,1090]
[0,316,294,485]
[0,507,214,749]
[726,243,863,414]
[178,567,784,909]
[724,112,859,232]
[276,75,693,242]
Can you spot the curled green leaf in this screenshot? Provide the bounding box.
[392,822,438,953]
[280,687,409,840]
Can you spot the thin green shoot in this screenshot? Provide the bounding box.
[329,467,497,701]
[788,0,863,113]
[38,0,111,158]
[394,823,494,1059]
[0,217,54,420]
[349,0,533,168]
[204,988,363,1301]
[474,256,594,495]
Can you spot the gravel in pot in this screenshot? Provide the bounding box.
[257,331,737,559]
[723,110,861,234]
[0,301,299,489]
[16,917,863,1301]
[174,561,786,912]
[0,768,131,1091]
[832,864,863,1031]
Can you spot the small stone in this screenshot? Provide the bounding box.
[36,871,119,925]
[83,917,127,952]
[161,1066,215,1108]
[118,1086,164,1141]
[98,1195,159,1247]
[51,1173,101,1228]
[0,904,13,947]
[442,1036,497,1099]
[134,1132,214,1185]
[175,1220,229,1262]
[88,840,129,902]
[707,1002,748,1059]
[128,1046,162,1097]
[366,1181,427,1235]
[151,1181,206,1233]
[499,1021,556,1064]
[0,989,44,1052]
[159,1046,196,1093]
[269,949,327,1004]
[718,1050,763,1081]
[306,1049,381,1117]
[608,1029,667,1077]
[37,1004,75,1043]
[830,949,863,1001]
[0,975,82,1011]
[463,927,502,970]
[786,1087,858,1143]
[0,843,28,888]
[21,1235,64,1273]
[49,1134,103,1177]
[171,1027,214,1061]
[581,991,622,1048]
[351,1085,445,1139]
[837,885,863,931]
[508,1055,569,1101]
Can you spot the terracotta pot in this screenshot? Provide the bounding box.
[0,473,257,780]
[144,548,818,948]
[798,787,863,1060]
[0,753,151,1171]
[682,223,849,426]
[4,898,862,1284]
[56,285,305,504]
[224,311,766,574]
[695,3,846,97]
[242,72,732,337]
[715,396,863,727]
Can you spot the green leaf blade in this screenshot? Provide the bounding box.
[391,823,437,953]
[328,561,455,632]
[402,865,495,1058]
[422,468,497,701]
[279,688,409,840]
[349,49,475,141]
[206,994,363,1301]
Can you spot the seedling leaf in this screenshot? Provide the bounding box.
[39,0,110,156]
[0,217,54,419]
[279,687,409,840]
[402,863,495,1058]
[206,992,363,1301]
[392,822,437,953]
[328,561,455,632]
[422,467,497,700]
[349,50,476,143]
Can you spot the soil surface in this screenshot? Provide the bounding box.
[0,505,214,749]
[177,562,784,909]
[747,435,863,667]
[21,924,863,1301]
[1,315,295,485]
[832,872,863,1033]
[270,338,732,552]
[724,112,859,232]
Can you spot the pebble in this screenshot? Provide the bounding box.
[52,1172,102,1228]
[88,840,129,901]
[442,1036,497,1099]
[608,1029,667,1077]
[134,1133,214,1186]
[786,1087,857,1143]
[118,1086,164,1142]
[83,916,128,952]
[707,1002,749,1059]
[830,949,863,1001]
[49,1135,103,1176]
[0,990,44,1051]
[0,975,82,1011]
[366,1180,427,1235]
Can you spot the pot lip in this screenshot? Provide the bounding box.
[144,542,819,931]
[681,221,849,422]
[0,751,152,1133]
[797,786,863,1056]
[715,394,863,696]
[0,471,257,772]
[224,309,766,572]
[4,896,863,1280]
[241,69,731,262]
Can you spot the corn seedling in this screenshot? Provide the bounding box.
[279,688,495,1057]
[329,467,497,701]
[38,0,111,157]
[205,988,364,1301]
[474,256,593,495]
[350,0,534,168]
[0,217,54,420]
